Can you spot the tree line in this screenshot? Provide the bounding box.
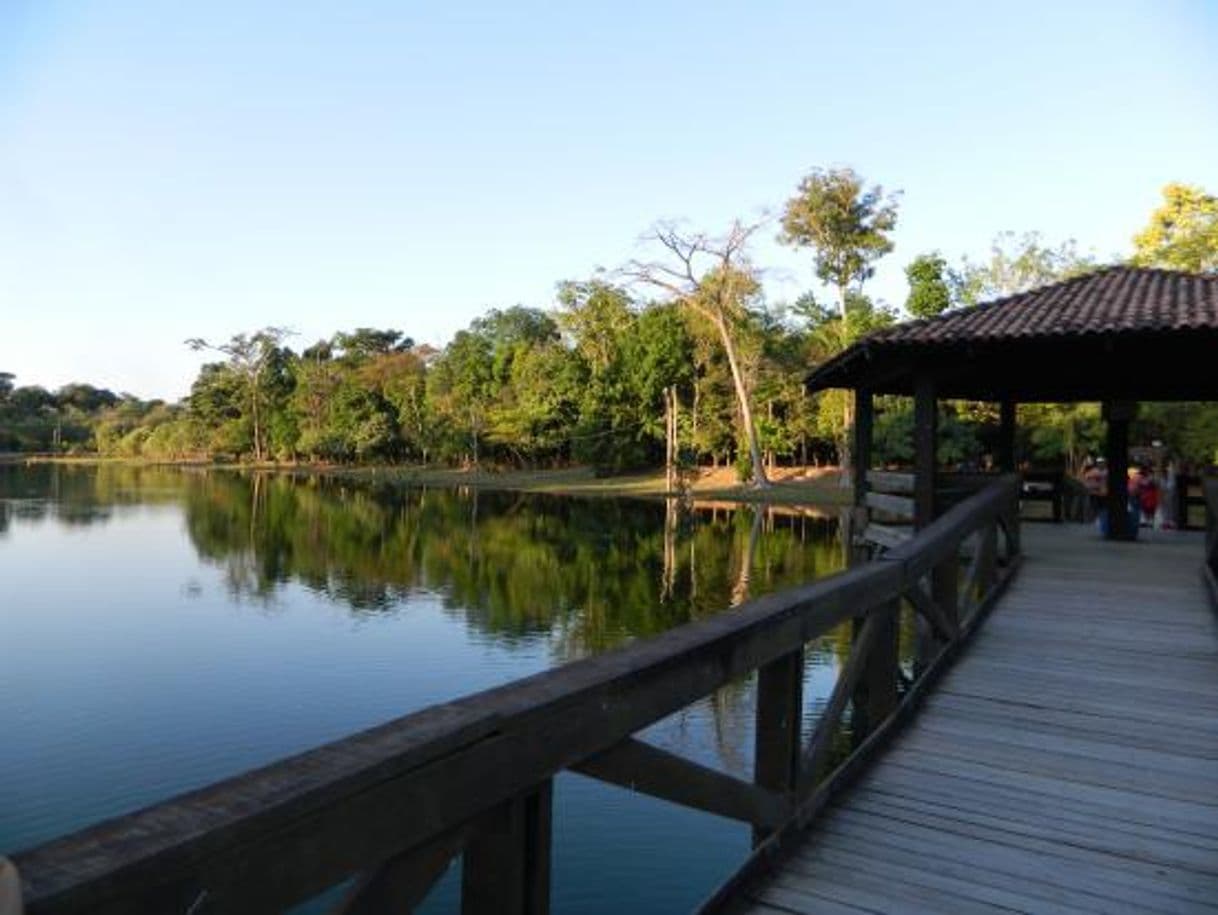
[3,176,1216,475]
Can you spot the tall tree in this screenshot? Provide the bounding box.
[904,253,953,318]
[625,220,771,487]
[186,327,293,462]
[1131,183,1218,274]
[779,167,900,473]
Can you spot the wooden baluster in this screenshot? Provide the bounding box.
[930,552,959,661]
[753,649,803,846]
[462,781,552,915]
[852,600,899,745]
[979,520,998,594]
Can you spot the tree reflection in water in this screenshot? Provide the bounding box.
[3,463,879,778]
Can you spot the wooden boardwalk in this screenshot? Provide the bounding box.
[737,524,1218,915]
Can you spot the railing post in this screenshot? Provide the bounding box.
[753,649,802,845]
[852,602,899,745]
[462,781,552,915]
[932,556,959,636]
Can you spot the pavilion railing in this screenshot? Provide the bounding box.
[10,478,1022,915]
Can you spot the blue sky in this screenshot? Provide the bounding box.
[3,1,1217,399]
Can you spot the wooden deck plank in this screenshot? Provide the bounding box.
[732,525,1218,915]
[799,830,1159,915]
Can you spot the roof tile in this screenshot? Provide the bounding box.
[865,266,1218,345]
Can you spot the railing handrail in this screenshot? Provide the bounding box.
[12,476,1022,915]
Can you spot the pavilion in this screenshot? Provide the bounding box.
[806,265,1218,540]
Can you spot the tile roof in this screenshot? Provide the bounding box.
[865,265,1218,345]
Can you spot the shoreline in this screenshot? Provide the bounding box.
[14,457,852,506]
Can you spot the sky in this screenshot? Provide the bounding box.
[2,1,1217,400]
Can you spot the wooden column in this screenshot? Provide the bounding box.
[997,399,1017,473]
[852,388,873,505]
[913,374,937,529]
[846,388,874,567]
[1103,401,1136,542]
[462,782,552,915]
[753,650,802,846]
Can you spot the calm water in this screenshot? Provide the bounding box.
[0,463,861,912]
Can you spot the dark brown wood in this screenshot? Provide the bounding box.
[863,491,915,519]
[866,470,914,494]
[913,374,937,529]
[997,399,1016,472]
[852,602,899,741]
[1103,401,1135,541]
[805,319,1218,404]
[574,738,788,829]
[334,820,474,915]
[932,553,960,634]
[462,782,551,915]
[800,612,886,787]
[860,523,911,552]
[904,581,957,643]
[852,389,873,506]
[753,650,803,844]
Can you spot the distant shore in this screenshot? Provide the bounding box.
[14,456,851,505]
[321,464,851,505]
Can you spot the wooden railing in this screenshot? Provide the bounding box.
[1181,474,1213,531]
[1204,479,1218,608]
[11,478,1022,915]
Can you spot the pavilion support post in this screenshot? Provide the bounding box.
[997,399,1017,473]
[847,389,874,566]
[913,374,937,529]
[912,373,946,676]
[852,389,873,505]
[1102,401,1137,542]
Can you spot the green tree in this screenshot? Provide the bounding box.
[186,327,294,462]
[951,231,1094,305]
[779,168,900,334]
[779,167,900,474]
[1131,183,1218,274]
[904,253,953,318]
[626,220,771,487]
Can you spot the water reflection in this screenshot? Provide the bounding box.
[0,464,846,661]
[0,464,904,913]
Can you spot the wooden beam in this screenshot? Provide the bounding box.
[753,650,803,845]
[334,821,473,915]
[573,738,788,830]
[913,374,937,529]
[903,581,957,643]
[462,782,551,915]
[800,610,886,786]
[863,492,915,519]
[997,399,1016,472]
[852,389,873,506]
[861,523,911,552]
[866,470,914,494]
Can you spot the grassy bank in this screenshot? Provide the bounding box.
[320,464,851,505]
[16,455,852,505]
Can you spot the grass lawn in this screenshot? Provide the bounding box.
[323,464,852,506]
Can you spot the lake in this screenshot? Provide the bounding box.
[0,463,868,912]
